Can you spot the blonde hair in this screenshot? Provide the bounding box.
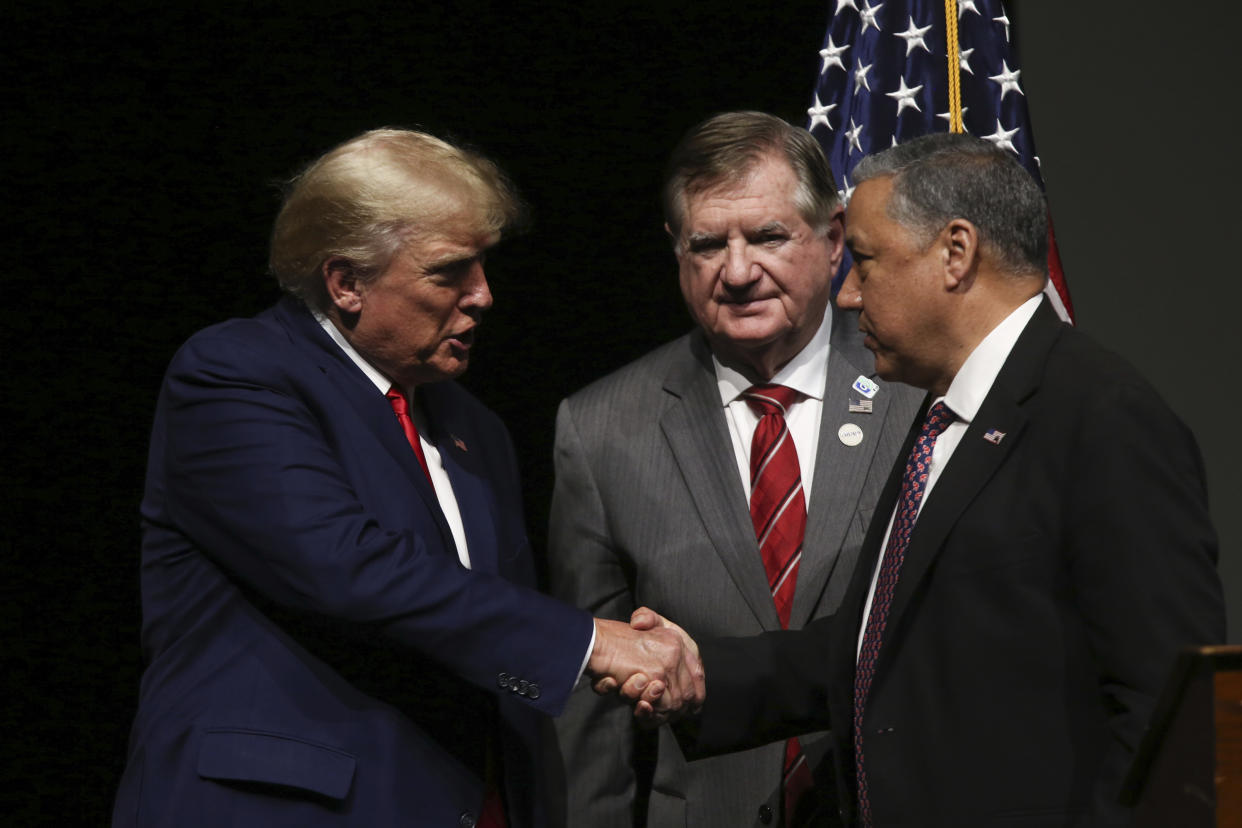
[269,128,524,310]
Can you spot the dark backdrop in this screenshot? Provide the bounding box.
[7,2,1237,823]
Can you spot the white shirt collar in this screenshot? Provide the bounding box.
[939,295,1042,425]
[712,305,833,406]
[315,311,395,395]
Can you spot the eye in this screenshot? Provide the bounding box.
[750,229,789,248]
[429,257,479,285]
[848,253,871,282]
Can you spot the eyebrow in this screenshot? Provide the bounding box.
[684,221,792,247]
[684,231,722,248]
[426,250,484,273]
[749,221,790,236]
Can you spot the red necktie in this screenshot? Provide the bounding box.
[386,386,433,483]
[853,401,954,828]
[743,384,812,827]
[388,386,506,826]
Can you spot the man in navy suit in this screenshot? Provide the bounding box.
[113,128,702,828]
[627,133,1225,826]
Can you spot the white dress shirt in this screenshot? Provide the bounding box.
[316,314,473,569]
[714,307,833,501]
[857,295,1042,656]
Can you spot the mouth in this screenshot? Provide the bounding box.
[446,328,476,351]
[718,295,774,312]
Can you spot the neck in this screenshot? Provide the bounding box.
[930,283,1041,396]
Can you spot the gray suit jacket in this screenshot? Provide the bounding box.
[547,309,922,828]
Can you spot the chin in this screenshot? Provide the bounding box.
[410,361,468,386]
[718,321,790,346]
[870,355,898,382]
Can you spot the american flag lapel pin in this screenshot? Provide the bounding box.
[452,434,468,452]
[982,428,1005,445]
[849,375,878,413]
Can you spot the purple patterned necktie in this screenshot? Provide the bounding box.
[853,400,955,828]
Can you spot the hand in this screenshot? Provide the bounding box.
[586,607,705,725]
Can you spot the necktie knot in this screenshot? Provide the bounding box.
[924,399,958,446]
[386,386,410,415]
[742,384,800,418]
[923,400,956,440]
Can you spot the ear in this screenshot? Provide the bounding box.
[942,218,980,291]
[824,205,846,270]
[322,256,364,314]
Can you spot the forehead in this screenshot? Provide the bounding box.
[844,177,898,245]
[682,154,802,227]
[399,209,497,261]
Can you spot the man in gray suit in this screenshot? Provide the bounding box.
[547,112,922,828]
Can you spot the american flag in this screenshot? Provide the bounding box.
[807,0,1072,321]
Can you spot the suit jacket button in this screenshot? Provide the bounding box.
[518,679,530,695]
[459,811,477,827]
[758,804,773,824]
[528,683,540,699]
[497,672,509,689]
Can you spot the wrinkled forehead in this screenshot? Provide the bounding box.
[682,158,799,223]
[400,209,501,262]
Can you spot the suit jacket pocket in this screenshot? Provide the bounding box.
[197,727,357,801]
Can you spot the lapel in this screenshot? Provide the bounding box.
[272,297,456,553]
[792,308,899,626]
[420,383,502,575]
[879,300,1065,665]
[659,333,782,630]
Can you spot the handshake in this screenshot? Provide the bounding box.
[585,608,705,724]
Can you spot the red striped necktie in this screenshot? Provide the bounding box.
[743,384,812,826]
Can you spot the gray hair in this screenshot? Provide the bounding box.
[852,132,1047,275]
[663,111,840,248]
[269,128,525,311]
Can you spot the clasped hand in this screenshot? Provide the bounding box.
[587,607,704,725]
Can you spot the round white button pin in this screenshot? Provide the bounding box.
[838,423,864,446]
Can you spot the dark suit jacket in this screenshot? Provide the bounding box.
[548,311,921,828]
[113,296,593,828]
[686,300,1225,827]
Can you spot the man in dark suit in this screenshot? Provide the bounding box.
[548,112,920,828]
[631,133,1225,826]
[112,128,702,828]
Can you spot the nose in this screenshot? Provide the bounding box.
[721,241,760,288]
[836,263,862,310]
[462,261,493,314]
